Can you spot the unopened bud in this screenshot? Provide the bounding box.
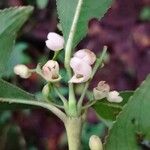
[42,84,50,98]
[74,49,96,65]
[42,60,60,81]
[107,91,123,103]
[69,57,92,83]
[93,81,110,100]
[14,64,31,79]
[89,135,103,150]
[45,32,64,51]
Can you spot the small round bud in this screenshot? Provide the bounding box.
[107,91,123,103]
[42,84,50,98]
[93,81,110,100]
[69,57,92,83]
[74,49,96,65]
[42,60,60,81]
[14,64,31,79]
[45,32,64,51]
[89,135,103,150]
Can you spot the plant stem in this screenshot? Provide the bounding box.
[52,51,59,60]
[77,46,107,113]
[53,85,69,113]
[0,98,67,122]
[64,0,83,68]
[91,46,107,77]
[64,0,83,117]
[53,85,68,104]
[65,116,83,150]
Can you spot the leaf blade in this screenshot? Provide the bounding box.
[0,79,36,110]
[0,6,33,75]
[105,75,150,150]
[56,0,112,48]
[93,91,133,127]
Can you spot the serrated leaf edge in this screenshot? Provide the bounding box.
[104,75,150,147]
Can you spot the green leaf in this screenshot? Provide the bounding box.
[105,75,150,150]
[0,79,35,100]
[0,6,33,75]
[36,0,49,9]
[93,91,133,127]
[0,79,36,110]
[1,42,30,78]
[0,80,66,122]
[56,0,112,48]
[140,6,150,21]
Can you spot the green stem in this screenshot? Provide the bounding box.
[64,0,83,67]
[65,116,83,150]
[0,98,67,122]
[64,0,83,117]
[52,51,59,60]
[91,46,107,77]
[77,46,107,113]
[53,85,68,112]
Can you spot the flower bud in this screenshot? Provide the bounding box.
[42,60,59,81]
[45,32,64,51]
[74,49,96,65]
[69,57,92,83]
[42,84,50,98]
[107,91,123,103]
[93,81,110,100]
[89,135,103,150]
[14,64,31,79]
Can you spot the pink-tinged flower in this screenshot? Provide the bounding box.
[42,60,59,81]
[74,49,96,65]
[107,91,123,103]
[69,57,92,83]
[14,64,31,79]
[45,32,64,51]
[93,81,110,100]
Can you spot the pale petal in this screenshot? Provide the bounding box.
[14,64,31,79]
[69,57,92,83]
[70,57,92,75]
[42,60,59,81]
[46,32,64,51]
[74,49,96,65]
[93,88,108,100]
[93,81,110,100]
[89,135,103,150]
[107,91,123,103]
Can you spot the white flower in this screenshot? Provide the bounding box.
[89,135,103,150]
[42,60,59,81]
[93,81,110,100]
[74,49,96,65]
[107,91,123,103]
[45,32,64,51]
[69,57,92,83]
[14,64,31,79]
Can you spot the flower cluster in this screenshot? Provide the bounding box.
[69,49,96,83]
[14,32,63,82]
[93,81,123,103]
[13,32,123,104]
